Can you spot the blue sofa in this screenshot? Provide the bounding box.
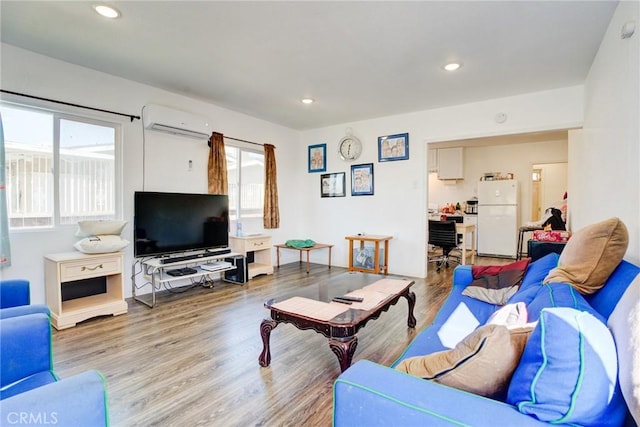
[0,313,109,426]
[334,253,639,426]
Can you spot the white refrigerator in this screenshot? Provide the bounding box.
[477,180,519,258]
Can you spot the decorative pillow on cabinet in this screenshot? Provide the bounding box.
[74,235,130,254]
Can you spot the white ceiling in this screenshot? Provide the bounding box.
[0,1,617,130]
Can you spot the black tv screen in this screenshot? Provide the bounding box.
[134,191,229,257]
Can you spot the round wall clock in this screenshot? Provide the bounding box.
[338,135,362,161]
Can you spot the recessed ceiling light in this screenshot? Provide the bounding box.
[443,62,462,72]
[301,98,314,104]
[93,4,120,19]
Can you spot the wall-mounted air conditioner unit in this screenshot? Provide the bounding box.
[143,104,211,139]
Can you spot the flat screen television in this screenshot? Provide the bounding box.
[134,191,229,258]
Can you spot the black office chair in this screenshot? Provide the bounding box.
[428,220,461,272]
[444,215,464,245]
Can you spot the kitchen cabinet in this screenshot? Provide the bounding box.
[427,149,438,173]
[437,147,464,180]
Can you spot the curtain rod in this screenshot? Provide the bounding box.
[209,135,271,148]
[0,89,141,122]
[224,135,264,147]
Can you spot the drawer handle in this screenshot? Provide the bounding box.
[82,264,103,271]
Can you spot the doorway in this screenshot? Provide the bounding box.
[530,162,568,221]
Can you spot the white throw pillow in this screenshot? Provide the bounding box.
[74,235,130,254]
[437,303,481,349]
[486,302,529,328]
[75,220,127,238]
[608,274,640,424]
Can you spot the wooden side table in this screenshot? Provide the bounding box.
[274,243,334,274]
[229,235,274,279]
[345,235,393,275]
[45,251,127,329]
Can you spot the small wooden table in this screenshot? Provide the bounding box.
[274,243,334,274]
[455,223,476,265]
[345,235,392,275]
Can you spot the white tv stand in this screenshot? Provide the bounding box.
[133,250,242,308]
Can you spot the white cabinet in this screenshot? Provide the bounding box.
[437,147,464,180]
[427,149,438,173]
[45,251,127,330]
[229,235,274,279]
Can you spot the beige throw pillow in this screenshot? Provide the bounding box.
[395,324,532,398]
[75,220,127,238]
[544,217,628,294]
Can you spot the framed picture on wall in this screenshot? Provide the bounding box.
[378,133,409,162]
[351,163,374,196]
[308,143,327,173]
[320,172,346,197]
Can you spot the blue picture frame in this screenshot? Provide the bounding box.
[351,163,374,196]
[308,143,327,173]
[378,133,409,162]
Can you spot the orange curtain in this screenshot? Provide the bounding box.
[263,143,279,229]
[207,132,228,195]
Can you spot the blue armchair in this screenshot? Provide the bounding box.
[0,313,109,425]
[0,279,50,319]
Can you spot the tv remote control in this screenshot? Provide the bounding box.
[332,298,352,305]
[335,295,364,303]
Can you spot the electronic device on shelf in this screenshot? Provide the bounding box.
[159,253,202,264]
[166,267,198,277]
[201,261,233,272]
[206,248,232,256]
[158,248,232,264]
[133,191,230,258]
[223,255,247,284]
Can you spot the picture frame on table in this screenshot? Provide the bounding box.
[320,172,346,198]
[378,132,409,162]
[308,143,327,173]
[351,163,374,196]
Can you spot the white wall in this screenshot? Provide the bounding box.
[298,87,583,278]
[1,44,300,303]
[6,5,635,300]
[571,1,639,263]
[428,139,568,225]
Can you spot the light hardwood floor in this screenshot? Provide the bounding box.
[51,257,506,426]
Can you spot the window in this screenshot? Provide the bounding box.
[225,145,264,232]
[1,104,119,229]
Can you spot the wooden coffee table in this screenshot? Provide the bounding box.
[258,278,416,372]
